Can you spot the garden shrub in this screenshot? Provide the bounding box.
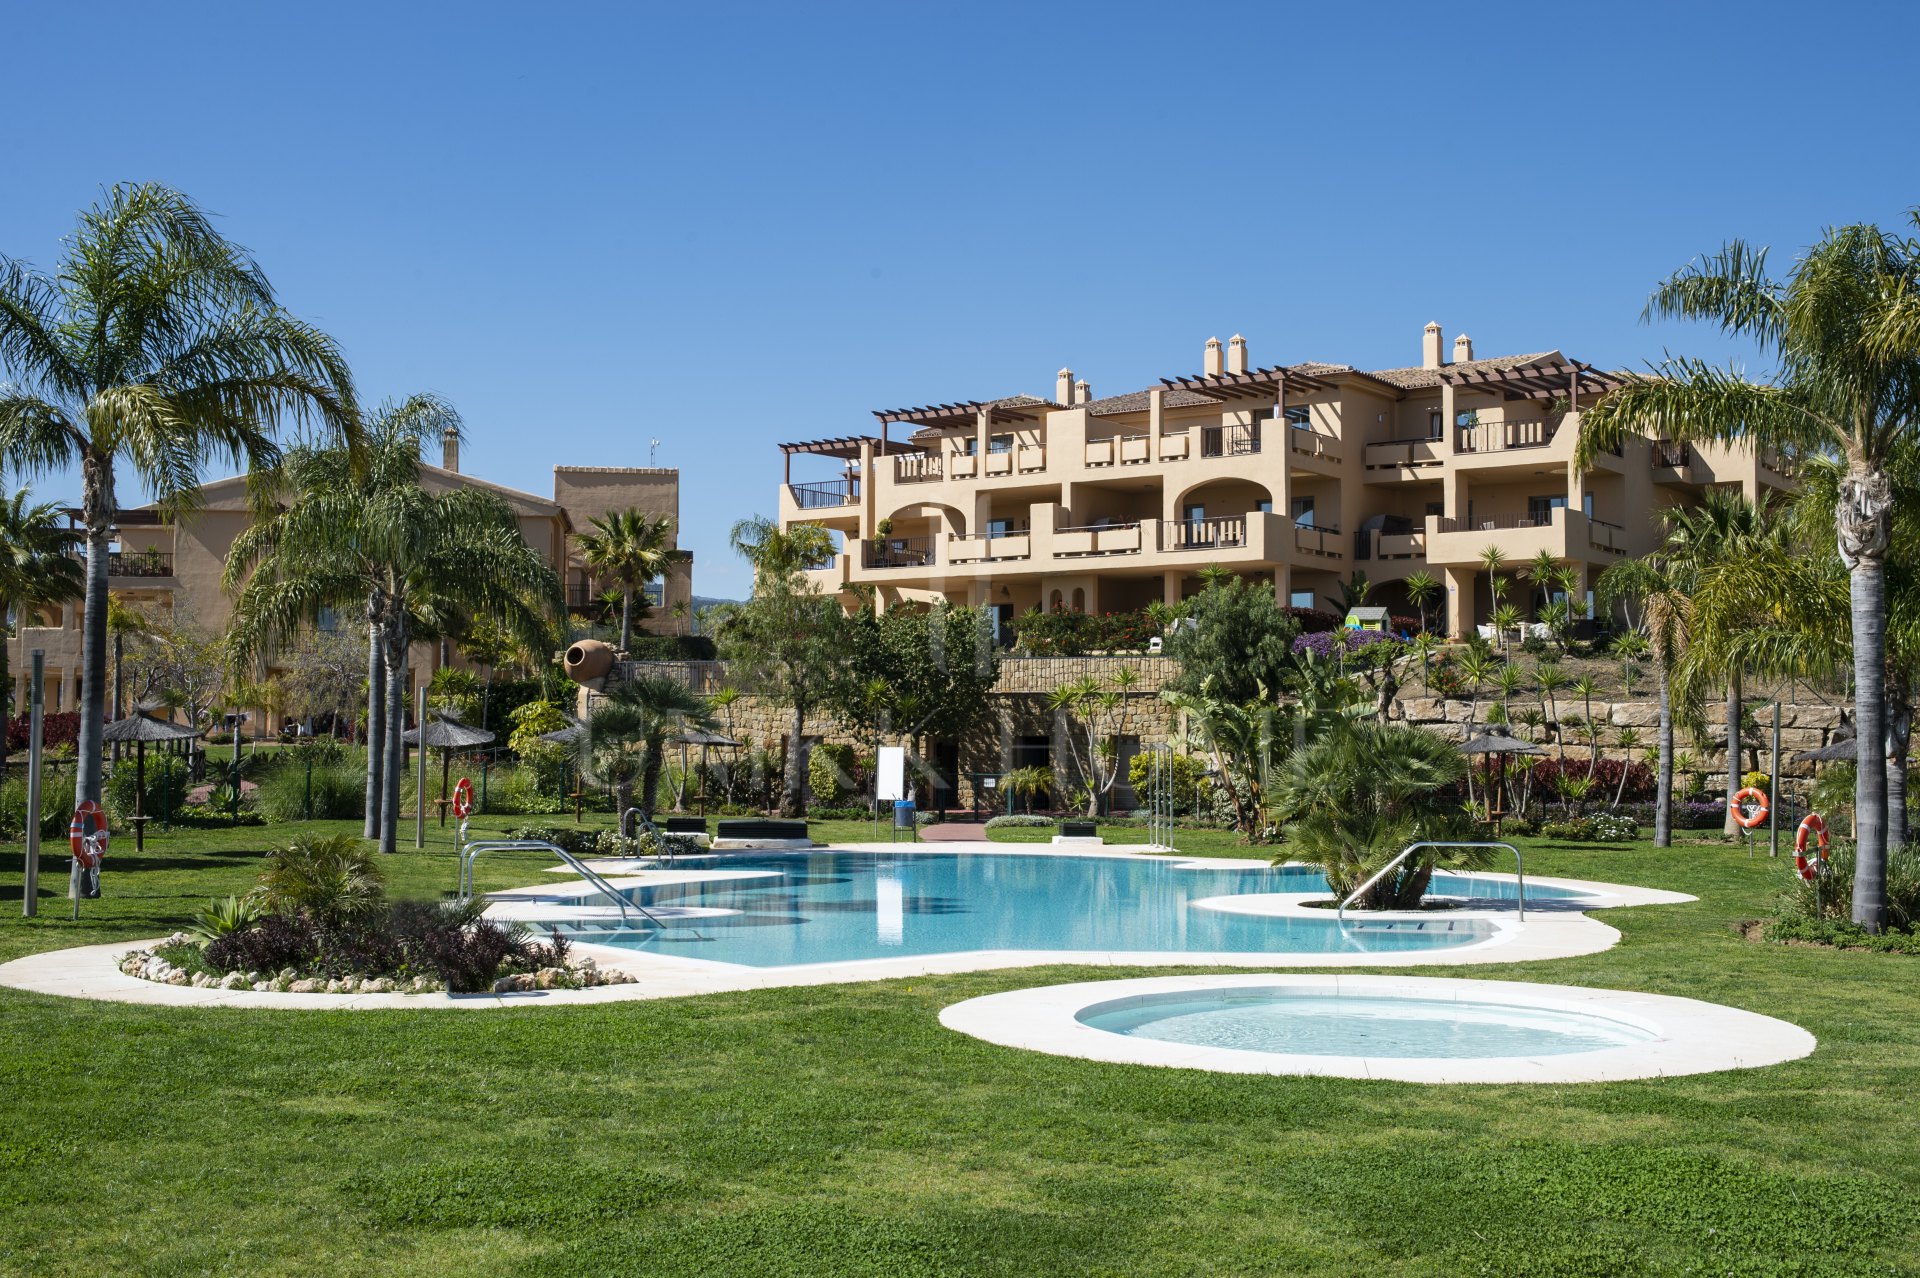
[1522,757,1657,805]
[0,774,73,841]
[1281,606,1342,634]
[806,805,877,820]
[1538,813,1639,842]
[206,913,322,973]
[625,634,718,661]
[489,764,566,815]
[104,754,191,822]
[1772,840,1920,929]
[983,814,1055,829]
[1124,751,1214,816]
[808,743,859,805]
[5,710,80,753]
[257,835,385,924]
[503,823,597,853]
[255,759,365,821]
[1010,607,1161,656]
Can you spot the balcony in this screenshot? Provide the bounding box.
[1200,423,1261,459]
[1162,517,1247,552]
[894,454,943,484]
[1364,437,1443,474]
[863,536,936,570]
[68,549,175,578]
[1292,524,1343,559]
[1424,507,1631,566]
[1586,517,1627,556]
[1288,428,1338,465]
[1374,530,1427,560]
[1055,522,1142,557]
[1651,440,1700,484]
[1456,418,1556,454]
[789,479,859,509]
[948,532,1030,563]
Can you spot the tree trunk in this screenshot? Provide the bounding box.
[1655,669,1674,849]
[1886,671,1911,853]
[0,593,10,774]
[641,737,666,816]
[380,623,409,854]
[75,454,115,808]
[779,701,806,817]
[1722,669,1743,836]
[1839,464,1892,930]
[616,778,636,835]
[364,616,385,840]
[619,589,633,653]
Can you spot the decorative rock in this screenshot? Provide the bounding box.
[534,967,567,989]
[492,973,537,993]
[362,978,388,993]
[166,971,189,985]
[220,973,248,990]
[410,976,433,993]
[252,981,271,992]
[289,978,325,993]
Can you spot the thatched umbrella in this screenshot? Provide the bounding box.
[403,714,497,825]
[101,712,201,851]
[1793,729,1857,764]
[670,725,743,815]
[1460,727,1543,833]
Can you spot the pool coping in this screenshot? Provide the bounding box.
[0,842,1696,1011]
[937,973,1817,1084]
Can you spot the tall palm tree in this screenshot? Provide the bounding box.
[585,673,715,828]
[1578,221,1920,929]
[1477,544,1507,632]
[225,395,562,851]
[0,489,83,767]
[1597,555,1692,847]
[1522,550,1561,618]
[0,183,358,808]
[1535,663,1569,764]
[575,509,677,653]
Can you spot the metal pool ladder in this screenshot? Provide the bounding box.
[1337,841,1524,923]
[458,839,705,938]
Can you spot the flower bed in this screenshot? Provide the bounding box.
[119,930,636,995]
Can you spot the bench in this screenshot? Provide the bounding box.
[712,818,813,850]
[1060,821,1098,839]
[663,817,707,835]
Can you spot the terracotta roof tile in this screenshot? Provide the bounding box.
[1366,351,1559,390]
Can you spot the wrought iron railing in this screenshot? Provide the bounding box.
[789,480,858,509]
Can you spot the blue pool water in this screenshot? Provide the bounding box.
[552,852,1584,969]
[1079,989,1658,1058]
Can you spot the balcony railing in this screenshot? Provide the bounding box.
[1293,524,1342,558]
[894,454,943,483]
[863,536,935,569]
[789,480,859,509]
[1201,424,1261,458]
[1055,522,1142,557]
[1432,512,1558,533]
[69,549,174,577]
[1162,517,1246,551]
[1652,440,1691,469]
[1457,419,1556,453]
[1289,428,1336,461]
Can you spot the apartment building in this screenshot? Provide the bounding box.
[9,432,693,725]
[778,326,1793,637]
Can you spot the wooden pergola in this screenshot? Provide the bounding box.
[1440,360,1631,402]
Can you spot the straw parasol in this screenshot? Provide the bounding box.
[1793,728,1857,764]
[669,726,744,815]
[403,714,497,824]
[1459,726,1543,832]
[101,712,201,850]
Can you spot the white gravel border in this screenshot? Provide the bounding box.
[938,973,1817,1083]
[0,842,1696,1011]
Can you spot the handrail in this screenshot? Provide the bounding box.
[1337,841,1524,922]
[458,838,701,937]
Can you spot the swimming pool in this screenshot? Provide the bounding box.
[1078,988,1658,1058]
[548,851,1587,969]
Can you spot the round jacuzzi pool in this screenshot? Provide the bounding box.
[941,974,1816,1084]
[1077,989,1659,1059]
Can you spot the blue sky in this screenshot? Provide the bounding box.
[4,1,1918,598]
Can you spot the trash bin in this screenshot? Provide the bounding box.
[893,800,917,829]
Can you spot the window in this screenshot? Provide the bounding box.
[1254,499,1273,515]
[988,434,1013,455]
[1527,495,1568,524]
[991,603,1015,647]
[1289,590,1316,610]
[1427,409,1443,440]
[986,518,1015,538]
[1425,501,1444,519]
[1290,497,1316,528]
[1182,503,1205,524]
[1582,494,1595,518]
[962,438,977,455]
[1284,406,1311,428]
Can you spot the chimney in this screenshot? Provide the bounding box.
[1227,334,1248,375]
[1056,368,1073,404]
[1074,378,1091,405]
[442,426,460,473]
[1454,334,1474,364]
[1422,321,1444,370]
[1203,336,1224,376]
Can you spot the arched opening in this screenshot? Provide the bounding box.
[1049,589,1064,611]
[1071,587,1086,613]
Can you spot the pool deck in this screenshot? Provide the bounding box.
[0,841,1695,1011]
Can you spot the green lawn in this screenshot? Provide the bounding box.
[3,819,1917,1276]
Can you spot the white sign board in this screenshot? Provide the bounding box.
[876,746,907,802]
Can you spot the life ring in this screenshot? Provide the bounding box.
[451,776,474,819]
[1795,813,1831,881]
[69,800,109,869]
[1732,786,1770,829]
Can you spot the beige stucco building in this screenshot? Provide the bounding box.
[779,326,1793,637]
[9,434,692,727]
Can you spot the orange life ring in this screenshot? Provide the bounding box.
[1732,786,1770,829]
[1795,813,1831,881]
[452,776,474,819]
[69,800,109,869]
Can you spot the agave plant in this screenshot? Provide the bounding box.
[187,894,262,943]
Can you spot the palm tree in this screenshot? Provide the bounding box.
[1478,544,1507,632]
[1611,727,1644,809]
[1572,674,1602,778]
[1597,555,1692,847]
[105,591,159,762]
[576,509,677,653]
[0,489,83,767]
[1269,722,1474,909]
[225,395,562,851]
[1403,571,1440,635]
[1491,602,1523,658]
[1578,221,1920,929]
[0,183,358,808]
[1534,663,1569,764]
[723,516,843,817]
[1495,663,1528,726]
[1522,550,1561,618]
[1613,631,1651,696]
[585,673,715,829]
